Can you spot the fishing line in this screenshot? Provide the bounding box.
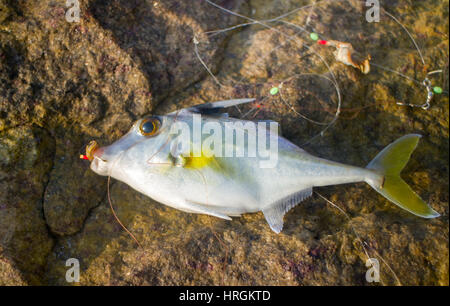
[382,9,425,66]
[278,73,340,126]
[196,0,437,283]
[321,1,445,109]
[362,241,402,286]
[202,0,327,37]
[107,175,143,249]
[193,36,224,88]
[140,109,231,284]
[76,0,444,283]
[354,4,444,109]
[315,191,402,286]
[202,0,342,90]
[198,0,343,145]
[290,3,445,110]
[201,0,445,114]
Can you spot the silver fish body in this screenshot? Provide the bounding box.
[88,99,439,233]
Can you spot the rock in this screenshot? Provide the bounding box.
[0,1,12,24]
[42,126,107,236]
[1,0,247,237]
[0,0,448,285]
[0,126,54,284]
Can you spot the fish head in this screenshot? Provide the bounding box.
[87,115,175,177]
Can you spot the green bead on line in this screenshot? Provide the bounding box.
[310,32,319,41]
[270,87,279,95]
[433,86,443,94]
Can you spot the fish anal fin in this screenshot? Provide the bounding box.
[183,200,232,221]
[262,188,312,233]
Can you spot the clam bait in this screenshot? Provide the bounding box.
[86,99,439,233]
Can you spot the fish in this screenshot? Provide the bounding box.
[85,98,439,233]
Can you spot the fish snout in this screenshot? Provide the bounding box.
[86,140,109,176]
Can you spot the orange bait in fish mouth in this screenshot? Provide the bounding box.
[85,140,99,161]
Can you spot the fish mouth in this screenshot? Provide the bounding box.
[86,140,111,176]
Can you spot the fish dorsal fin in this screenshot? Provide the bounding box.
[185,98,255,115]
[262,188,312,233]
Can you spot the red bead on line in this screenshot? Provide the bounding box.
[318,40,328,45]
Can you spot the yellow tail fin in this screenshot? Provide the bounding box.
[366,134,440,218]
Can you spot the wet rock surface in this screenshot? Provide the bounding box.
[0,126,54,285]
[0,0,448,285]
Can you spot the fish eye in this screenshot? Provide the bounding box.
[139,117,161,136]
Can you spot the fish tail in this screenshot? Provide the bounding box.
[365,134,440,218]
